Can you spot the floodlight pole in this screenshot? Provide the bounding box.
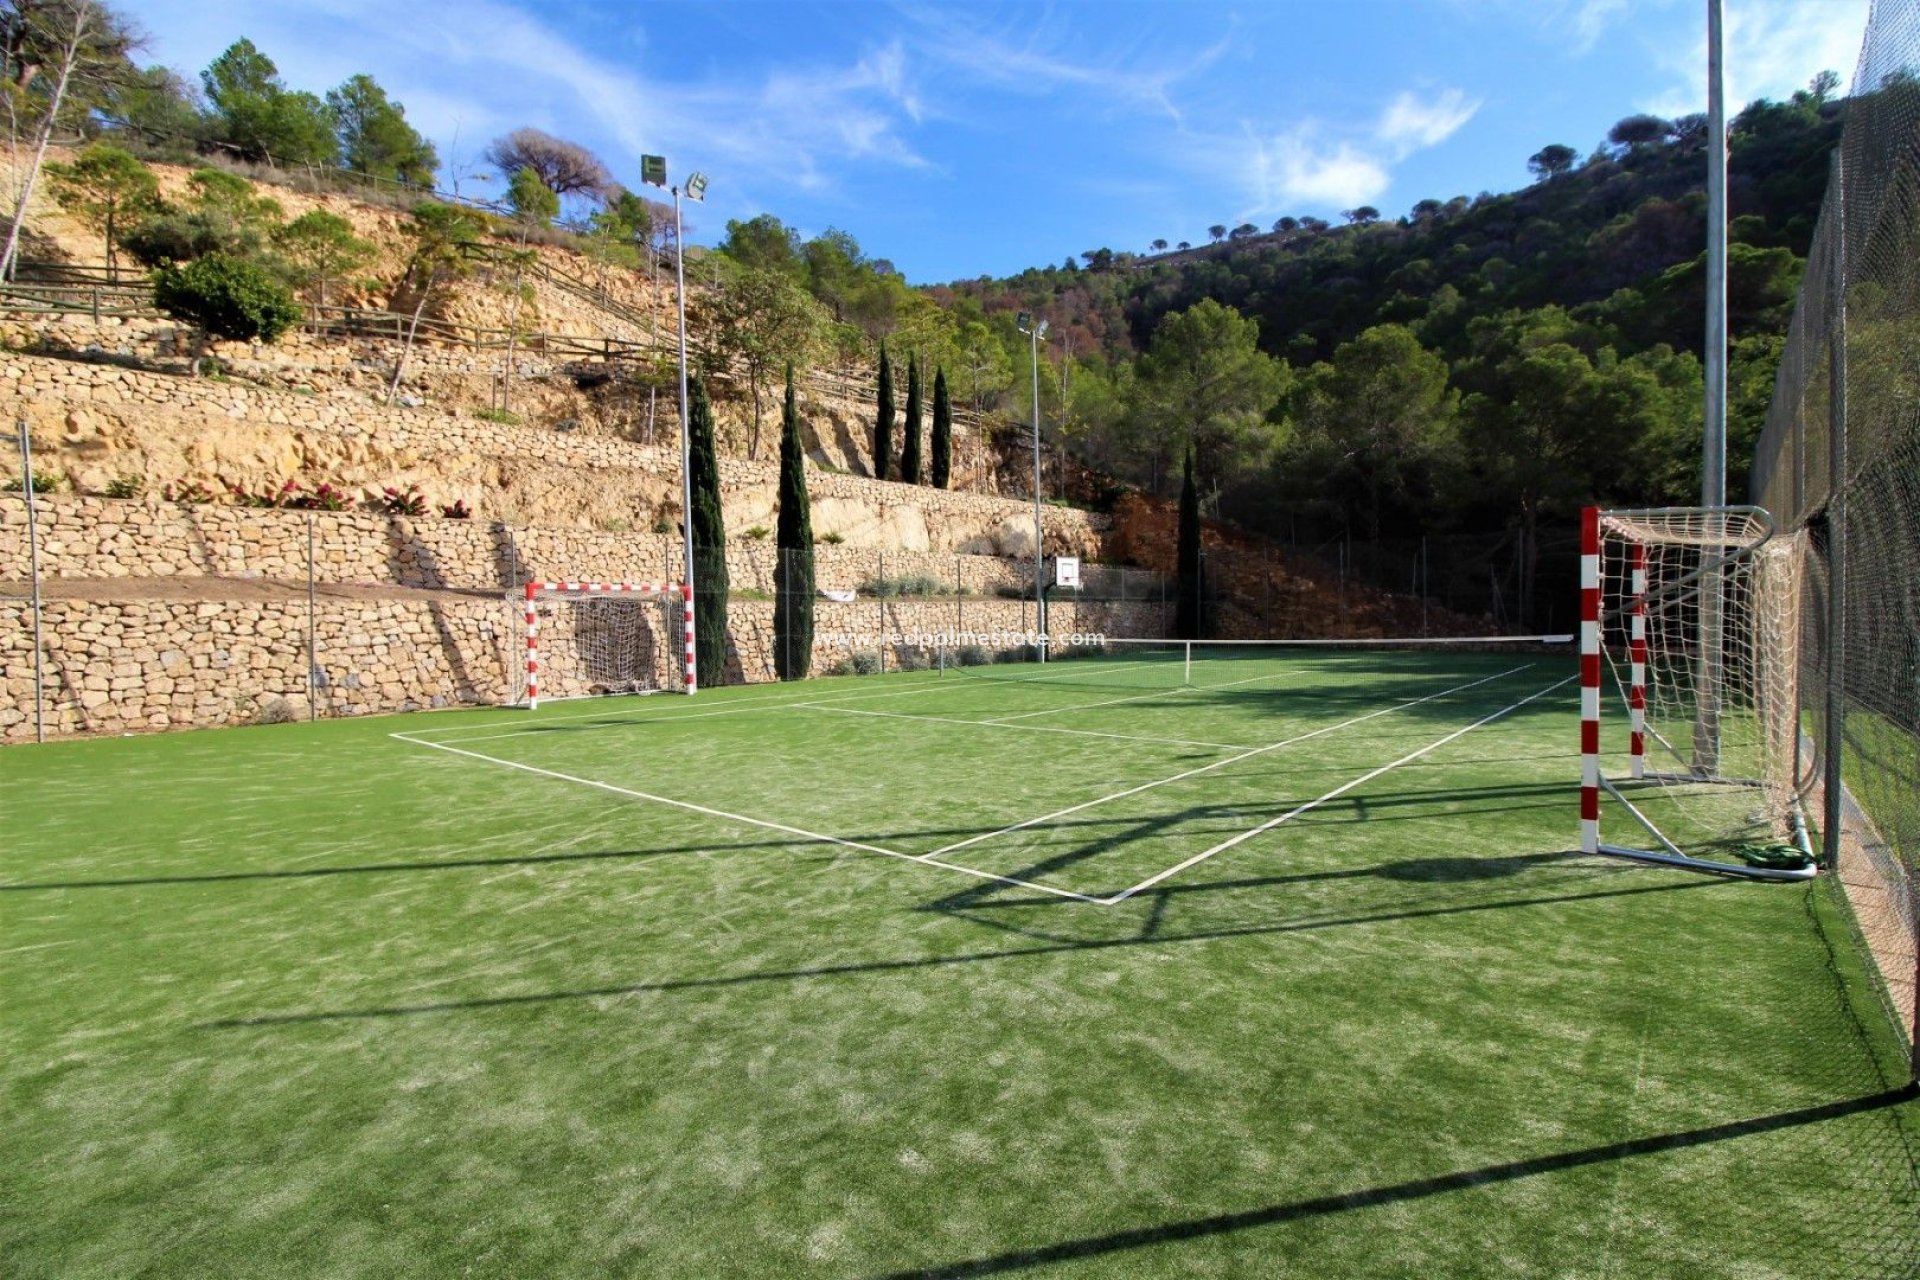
[1019,314,1047,662]
[664,171,704,692]
[1696,0,1728,773]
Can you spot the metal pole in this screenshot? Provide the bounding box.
[1703,0,1729,510]
[1823,151,1847,880]
[1030,325,1044,662]
[673,184,697,693]
[1696,0,1729,773]
[307,512,317,721]
[18,422,44,742]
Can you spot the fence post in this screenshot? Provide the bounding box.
[1822,151,1847,881]
[307,512,318,721]
[877,548,886,673]
[955,553,962,639]
[18,421,44,742]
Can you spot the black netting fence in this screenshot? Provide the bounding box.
[1749,1,1920,1070]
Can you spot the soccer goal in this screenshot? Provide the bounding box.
[1579,506,1816,880]
[515,581,695,708]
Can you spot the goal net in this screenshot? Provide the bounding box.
[1580,506,1814,879]
[514,581,695,707]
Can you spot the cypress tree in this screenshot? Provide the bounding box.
[873,343,894,481]
[1175,445,1202,640]
[900,352,922,484]
[930,366,952,489]
[687,377,729,685]
[773,364,815,680]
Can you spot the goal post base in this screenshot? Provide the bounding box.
[1592,843,1819,882]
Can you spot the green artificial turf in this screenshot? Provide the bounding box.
[3,649,1915,1278]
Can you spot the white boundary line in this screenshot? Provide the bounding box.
[803,704,1251,751]
[387,730,1106,903]
[1101,674,1579,904]
[922,664,1537,860]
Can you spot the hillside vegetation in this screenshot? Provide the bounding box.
[0,1,1852,618]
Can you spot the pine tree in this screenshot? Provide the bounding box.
[1175,445,1203,640]
[773,365,815,680]
[931,367,953,489]
[900,353,923,484]
[687,378,729,686]
[873,343,894,481]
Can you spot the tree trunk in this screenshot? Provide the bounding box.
[0,0,88,282]
[387,270,437,407]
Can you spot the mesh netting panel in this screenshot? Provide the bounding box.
[1598,510,1803,861]
[1748,0,1920,1055]
[518,591,682,702]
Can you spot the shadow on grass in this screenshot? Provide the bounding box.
[860,1087,1919,1279]
[198,874,1721,1029]
[3,781,1572,894]
[0,843,759,891]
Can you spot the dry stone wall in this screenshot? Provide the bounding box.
[0,497,1119,598]
[1,587,1166,741]
[1,593,513,739]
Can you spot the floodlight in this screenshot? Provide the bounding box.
[641,155,667,188]
[685,172,708,202]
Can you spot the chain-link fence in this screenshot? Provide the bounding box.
[686,544,1174,685]
[1749,4,1920,1081]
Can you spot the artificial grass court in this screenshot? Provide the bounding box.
[3,648,1916,1278]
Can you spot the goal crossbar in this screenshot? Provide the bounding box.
[521,580,695,708]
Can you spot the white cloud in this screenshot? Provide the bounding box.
[1639,0,1870,117]
[1375,88,1481,157]
[1573,0,1631,53]
[1210,83,1475,218]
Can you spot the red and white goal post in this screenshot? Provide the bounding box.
[517,581,695,709]
[1579,506,1817,880]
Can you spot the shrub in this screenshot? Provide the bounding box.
[105,474,144,499]
[996,644,1042,664]
[4,469,60,494]
[163,479,217,504]
[287,482,353,511]
[152,253,301,342]
[993,583,1030,599]
[817,531,845,545]
[370,484,428,516]
[651,515,674,534]
[954,644,991,667]
[439,499,472,519]
[892,647,930,671]
[845,649,882,675]
[742,526,770,541]
[860,573,945,598]
[230,478,301,508]
[474,407,521,424]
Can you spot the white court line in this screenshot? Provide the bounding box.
[985,665,1303,722]
[1103,674,1579,904]
[387,731,1106,903]
[804,704,1250,752]
[922,664,1537,860]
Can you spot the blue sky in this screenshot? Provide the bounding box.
[119,0,1869,283]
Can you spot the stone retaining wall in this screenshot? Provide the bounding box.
[0,497,1158,601]
[1,590,1166,741]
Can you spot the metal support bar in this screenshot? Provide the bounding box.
[18,421,44,742]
